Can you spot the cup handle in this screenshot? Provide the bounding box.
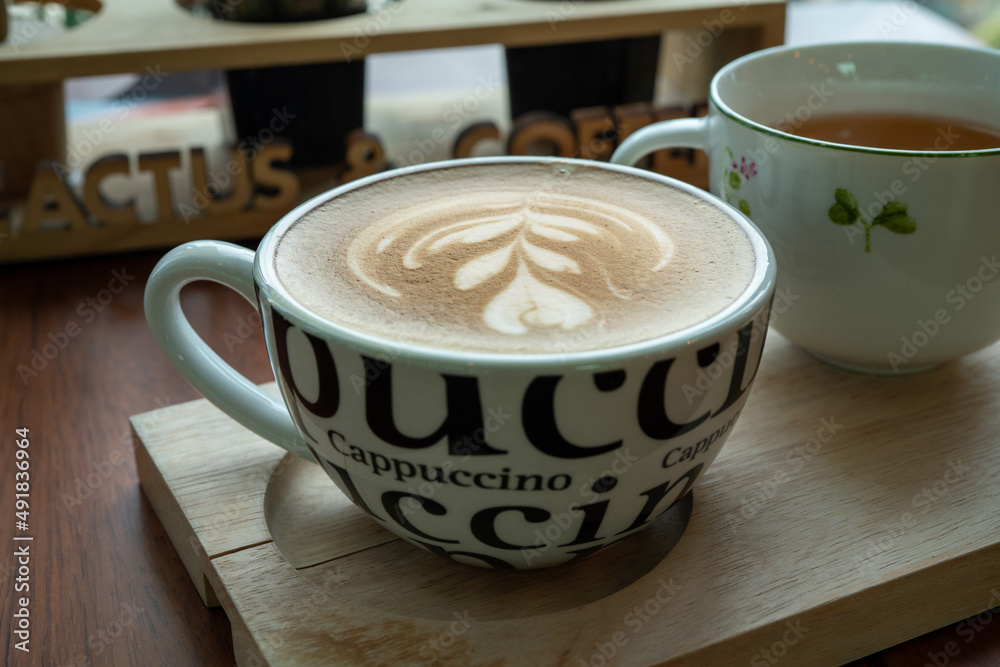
[610,116,711,167]
[144,240,313,461]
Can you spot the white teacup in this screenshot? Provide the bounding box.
[145,157,775,569]
[613,41,1000,374]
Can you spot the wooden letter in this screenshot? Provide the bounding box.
[507,112,575,158]
[453,122,500,159]
[137,151,181,222]
[83,154,137,226]
[342,130,387,184]
[190,147,252,216]
[252,143,299,211]
[23,167,88,234]
[571,107,615,161]
[614,102,655,144]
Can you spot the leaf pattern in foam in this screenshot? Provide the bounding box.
[402,210,521,269]
[427,217,523,251]
[530,224,580,242]
[521,241,580,274]
[483,264,593,334]
[454,244,514,291]
[348,191,672,334]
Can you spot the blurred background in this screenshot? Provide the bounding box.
[4,0,999,197]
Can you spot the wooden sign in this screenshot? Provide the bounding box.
[342,102,709,186]
[0,103,708,264]
[0,144,300,263]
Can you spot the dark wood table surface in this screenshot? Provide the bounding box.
[2,247,999,666]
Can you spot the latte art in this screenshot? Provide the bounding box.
[347,192,673,336]
[275,162,756,354]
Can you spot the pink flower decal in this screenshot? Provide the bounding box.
[738,157,757,180]
[722,147,756,216]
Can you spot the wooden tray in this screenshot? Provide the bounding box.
[132,333,1000,666]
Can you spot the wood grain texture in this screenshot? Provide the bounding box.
[2,249,998,666]
[0,0,787,84]
[0,250,273,667]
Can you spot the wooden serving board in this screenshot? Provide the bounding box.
[132,333,1000,666]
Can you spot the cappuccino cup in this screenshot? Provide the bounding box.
[145,157,775,569]
[613,41,1000,374]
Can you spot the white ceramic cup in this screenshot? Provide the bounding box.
[144,157,775,569]
[612,41,1000,374]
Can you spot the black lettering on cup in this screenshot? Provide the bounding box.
[272,309,340,418]
[617,463,704,535]
[382,491,460,544]
[559,499,611,547]
[470,505,551,550]
[364,359,507,455]
[637,358,710,439]
[711,320,761,417]
[522,375,622,459]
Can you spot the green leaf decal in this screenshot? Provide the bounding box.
[834,188,858,215]
[879,214,917,234]
[738,199,751,216]
[872,202,916,234]
[828,203,856,225]
[827,187,917,251]
[879,201,908,217]
[728,170,742,190]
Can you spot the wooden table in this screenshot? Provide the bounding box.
[1,248,998,665]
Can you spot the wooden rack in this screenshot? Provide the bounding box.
[0,0,786,263]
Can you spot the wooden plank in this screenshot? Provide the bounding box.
[134,423,220,606]
[133,332,1000,666]
[0,0,786,84]
[131,387,285,605]
[263,450,400,569]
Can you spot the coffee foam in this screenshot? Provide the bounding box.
[274,162,755,354]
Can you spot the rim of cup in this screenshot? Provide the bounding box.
[255,156,776,369]
[711,40,1000,158]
